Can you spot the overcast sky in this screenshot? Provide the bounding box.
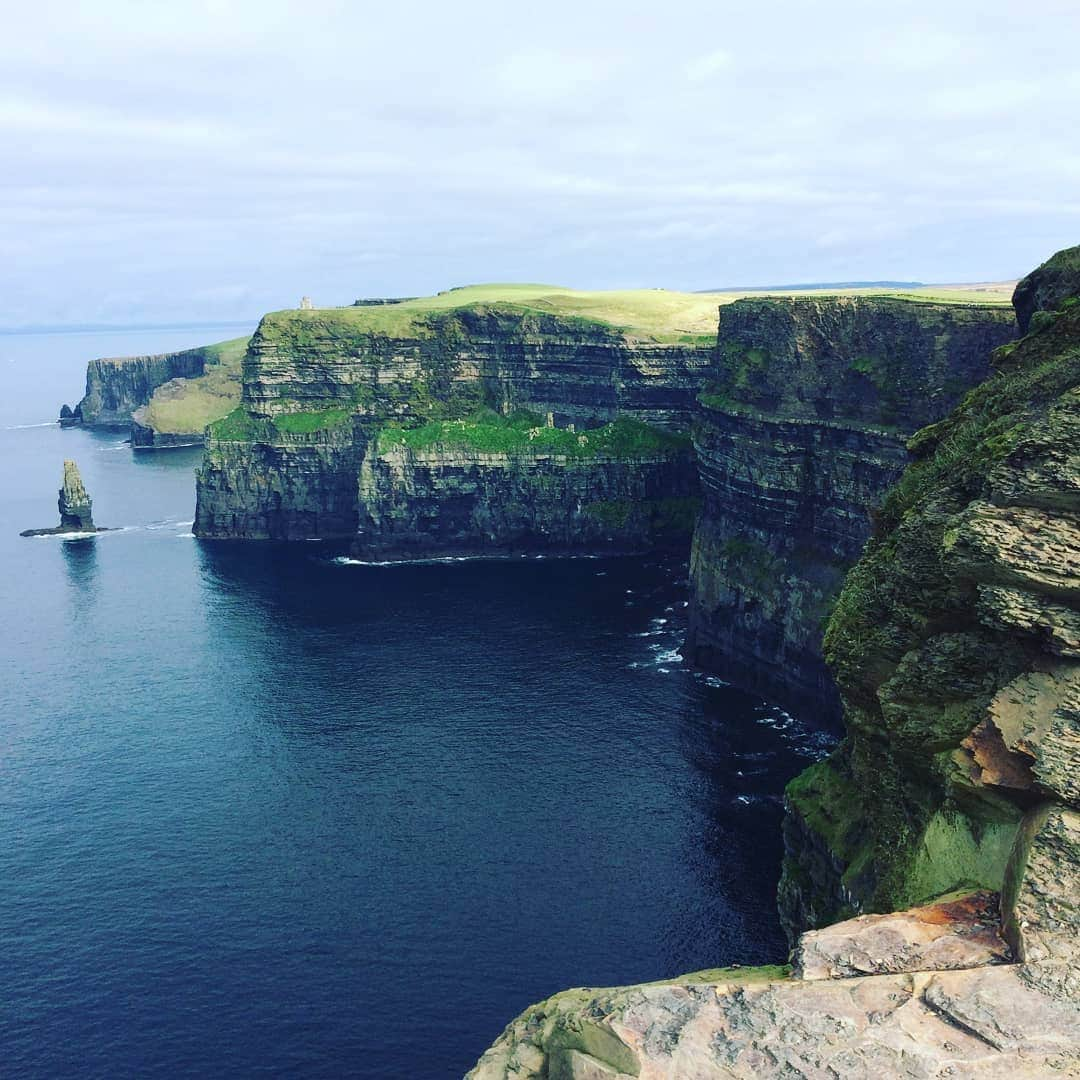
[2,0,1078,328]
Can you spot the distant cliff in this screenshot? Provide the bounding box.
[75,348,209,426]
[685,297,1017,717]
[194,297,714,551]
[67,336,248,445]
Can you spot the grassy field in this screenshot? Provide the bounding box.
[273,280,1013,344]
[142,335,249,434]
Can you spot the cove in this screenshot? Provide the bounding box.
[0,333,833,1078]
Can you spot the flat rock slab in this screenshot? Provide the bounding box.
[470,964,1080,1079]
[794,890,1011,980]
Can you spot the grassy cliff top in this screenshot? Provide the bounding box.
[263,282,1012,344]
[140,335,249,433]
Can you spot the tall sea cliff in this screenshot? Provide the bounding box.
[467,247,1080,1079]
[687,297,1016,717]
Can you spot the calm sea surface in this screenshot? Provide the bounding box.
[0,326,833,1078]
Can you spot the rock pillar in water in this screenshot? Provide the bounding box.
[58,460,94,530]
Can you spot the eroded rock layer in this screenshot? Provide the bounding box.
[686,297,1016,717]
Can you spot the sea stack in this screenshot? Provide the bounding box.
[20,460,105,536]
[59,460,94,530]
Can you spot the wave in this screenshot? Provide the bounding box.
[2,421,56,430]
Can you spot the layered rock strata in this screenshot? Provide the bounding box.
[778,261,1080,940]
[686,297,1016,717]
[21,459,106,536]
[470,251,1080,1079]
[195,306,712,549]
[70,347,210,426]
[355,441,698,558]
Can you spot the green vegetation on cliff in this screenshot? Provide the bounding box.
[376,410,691,458]
[258,281,1010,349]
[141,335,249,434]
[780,248,1080,934]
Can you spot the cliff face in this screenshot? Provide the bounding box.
[355,441,698,558]
[195,305,712,549]
[75,348,209,425]
[468,254,1080,1080]
[240,306,712,429]
[779,251,1080,940]
[686,298,1016,717]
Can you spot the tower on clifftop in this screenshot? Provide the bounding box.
[300,296,314,310]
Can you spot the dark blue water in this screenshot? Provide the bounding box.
[0,327,833,1078]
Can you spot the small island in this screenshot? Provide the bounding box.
[20,460,109,537]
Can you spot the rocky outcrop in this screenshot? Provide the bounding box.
[469,892,1077,1079]
[21,460,107,536]
[72,347,210,426]
[58,459,94,529]
[779,249,1080,940]
[686,297,1016,718]
[1013,245,1080,335]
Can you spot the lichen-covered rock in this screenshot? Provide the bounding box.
[1003,804,1080,965]
[779,248,1080,937]
[686,297,1015,717]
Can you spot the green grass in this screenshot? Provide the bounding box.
[376,409,691,458]
[142,335,250,434]
[273,407,353,433]
[261,282,1011,347]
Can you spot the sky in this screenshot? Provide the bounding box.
[2,0,1079,328]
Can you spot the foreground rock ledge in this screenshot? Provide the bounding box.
[470,948,1078,1078]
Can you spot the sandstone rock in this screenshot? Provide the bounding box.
[794,891,1010,979]
[470,964,1079,1079]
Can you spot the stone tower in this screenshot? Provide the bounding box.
[58,460,94,530]
[300,296,314,310]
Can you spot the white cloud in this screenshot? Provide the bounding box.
[684,49,734,82]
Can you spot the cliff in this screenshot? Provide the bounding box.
[74,348,209,426]
[66,336,248,445]
[468,254,1080,1078]
[195,293,717,549]
[686,297,1016,717]
[779,252,1080,938]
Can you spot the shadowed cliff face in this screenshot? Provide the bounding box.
[76,349,209,425]
[686,298,1017,719]
[780,249,1080,940]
